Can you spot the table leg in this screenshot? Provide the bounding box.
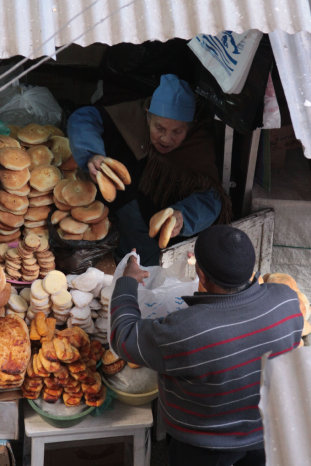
[133,428,151,466]
[31,438,45,466]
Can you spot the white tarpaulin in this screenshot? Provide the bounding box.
[259,347,311,466]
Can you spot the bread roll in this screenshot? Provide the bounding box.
[61,180,97,207]
[96,171,116,203]
[42,270,67,294]
[100,162,125,191]
[82,217,110,241]
[71,201,107,223]
[263,272,299,292]
[29,194,54,207]
[103,157,131,185]
[60,216,89,235]
[0,135,20,149]
[149,207,174,238]
[30,165,62,192]
[6,183,30,197]
[0,211,24,228]
[51,210,69,225]
[28,145,54,170]
[0,167,30,189]
[53,179,70,204]
[25,206,51,221]
[57,229,83,241]
[0,190,29,212]
[158,215,176,249]
[17,124,50,144]
[44,125,64,137]
[0,147,31,170]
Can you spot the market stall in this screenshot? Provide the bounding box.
[1,1,311,465]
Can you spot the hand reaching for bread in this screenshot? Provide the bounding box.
[149,208,183,249]
[89,156,131,203]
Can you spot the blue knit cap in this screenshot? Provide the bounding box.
[149,74,195,122]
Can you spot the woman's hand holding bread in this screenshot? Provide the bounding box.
[149,208,184,249]
[87,155,106,183]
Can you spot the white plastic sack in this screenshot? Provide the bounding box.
[108,251,199,345]
[0,84,62,126]
[188,30,263,94]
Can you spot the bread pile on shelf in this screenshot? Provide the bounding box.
[3,233,55,282]
[51,179,111,241]
[263,272,311,345]
[22,316,106,407]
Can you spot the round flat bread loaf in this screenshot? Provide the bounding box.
[42,270,67,294]
[62,180,97,207]
[24,220,47,228]
[0,147,31,170]
[17,124,50,144]
[28,188,51,198]
[158,215,176,249]
[96,171,116,203]
[53,179,70,204]
[51,290,72,307]
[57,229,83,241]
[49,136,72,163]
[103,157,131,185]
[51,210,69,225]
[149,207,174,238]
[29,194,54,207]
[100,163,125,191]
[0,167,30,189]
[0,135,20,149]
[53,197,71,211]
[8,294,28,312]
[25,206,51,221]
[20,287,31,303]
[6,183,30,197]
[28,145,54,170]
[82,217,110,241]
[0,190,29,212]
[30,165,61,192]
[0,315,31,375]
[71,201,107,223]
[44,125,64,137]
[0,282,11,307]
[0,227,19,235]
[60,216,89,235]
[0,211,24,228]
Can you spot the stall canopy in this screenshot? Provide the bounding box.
[1,0,311,157]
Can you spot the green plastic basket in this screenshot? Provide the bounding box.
[28,400,95,428]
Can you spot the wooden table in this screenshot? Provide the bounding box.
[24,400,153,466]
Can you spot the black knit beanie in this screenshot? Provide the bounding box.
[194,225,256,288]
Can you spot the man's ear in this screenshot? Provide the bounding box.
[196,264,209,291]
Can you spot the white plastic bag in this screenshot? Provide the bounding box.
[188,30,262,94]
[108,251,199,344]
[0,84,62,126]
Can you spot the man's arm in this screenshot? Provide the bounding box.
[171,188,222,237]
[67,106,107,172]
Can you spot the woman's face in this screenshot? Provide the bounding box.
[148,113,189,154]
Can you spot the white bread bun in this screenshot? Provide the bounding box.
[103,157,131,185]
[30,165,62,192]
[82,217,110,241]
[0,147,31,170]
[28,145,54,170]
[60,216,89,235]
[100,163,125,191]
[96,171,116,203]
[158,215,176,249]
[71,201,108,223]
[61,180,97,207]
[0,167,30,190]
[17,124,50,144]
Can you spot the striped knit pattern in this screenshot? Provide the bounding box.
[110,276,303,450]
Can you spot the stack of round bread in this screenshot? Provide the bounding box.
[4,233,55,282]
[0,140,31,242]
[51,179,111,241]
[0,265,11,316]
[5,293,28,320]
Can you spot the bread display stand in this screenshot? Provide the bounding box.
[24,399,153,466]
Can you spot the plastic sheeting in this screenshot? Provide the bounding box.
[260,347,311,466]
[0,0,311,60]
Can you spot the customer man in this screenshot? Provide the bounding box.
[109,225,303,466]
[67,74,231,265]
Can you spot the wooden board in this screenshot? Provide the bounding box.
[160,208,275,277]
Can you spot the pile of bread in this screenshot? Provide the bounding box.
[0,233,55,282]
[51,179,111,241]
[0,312,31,390]
[262,272,311,345]
[23,315,106,407]
[101,349,140,376]
[0,124,77,239]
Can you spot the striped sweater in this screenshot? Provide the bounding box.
[110,276,303,450]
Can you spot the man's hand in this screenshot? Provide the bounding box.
[87,154,106,183]
[170,210,184,238]
[123,252,149,284]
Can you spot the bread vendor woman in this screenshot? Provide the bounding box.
[67,74,231,265]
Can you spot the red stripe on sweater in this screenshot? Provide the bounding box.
[121,342,134,362]
[180,381,260,398]
[165,401,258,419]
[164,314,302,360]
[110,306,118,315]
[163,416,263,436]
[269,341,300,358]
[110,329,116,343]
